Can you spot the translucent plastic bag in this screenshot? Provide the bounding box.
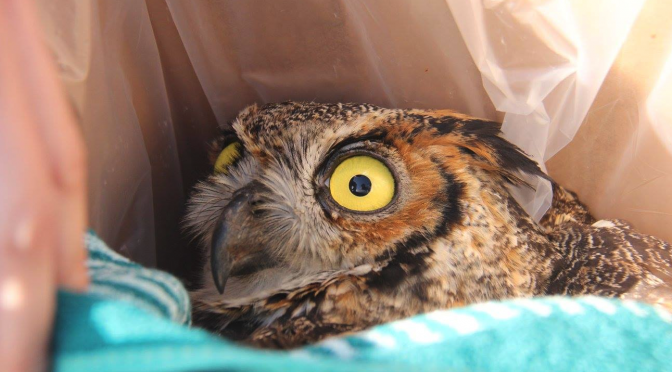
[35,0,672,273]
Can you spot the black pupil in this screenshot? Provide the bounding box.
[349,175,372,197]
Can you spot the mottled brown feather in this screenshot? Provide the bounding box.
[184,102,672,349]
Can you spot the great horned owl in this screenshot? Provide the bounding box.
[184,101,672,348]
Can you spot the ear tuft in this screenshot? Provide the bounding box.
[459,119,549,186]
[424,112,549,187]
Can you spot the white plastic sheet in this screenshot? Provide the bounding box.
[34,0,672,273]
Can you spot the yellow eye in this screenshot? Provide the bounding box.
[214,142,242,174]
[329,155,395,212]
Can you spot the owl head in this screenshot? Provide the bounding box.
[184,102,548,304]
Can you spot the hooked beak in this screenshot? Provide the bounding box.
[210,183,269,295]
[210,218,232,295]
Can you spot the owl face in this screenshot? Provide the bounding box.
[184,102,546,302]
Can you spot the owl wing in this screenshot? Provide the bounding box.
[620,272,672,312]
[193,300,360,348]
[540,182,595,232]
[192,276,372,348]
[247,318,361,349]
[548,219,672,312]
[609,219,672,312]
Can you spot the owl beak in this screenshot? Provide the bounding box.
[211,218,233,295]
[210,183,267,295]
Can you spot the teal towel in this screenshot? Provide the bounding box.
[84,232,191,325]
[53,233,672,372]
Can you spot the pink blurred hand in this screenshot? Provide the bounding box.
[0,1,89,371]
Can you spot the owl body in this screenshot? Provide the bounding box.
[184,102,672,348]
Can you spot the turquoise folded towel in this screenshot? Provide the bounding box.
[53,232,672,372]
